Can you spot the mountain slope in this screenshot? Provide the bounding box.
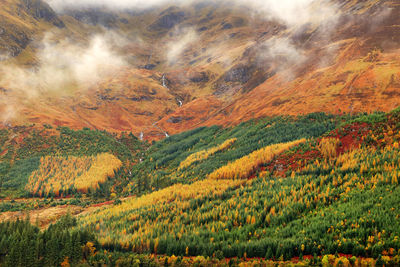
[75,108,400,263]
[0,0,400,141]
[0,108,400,265]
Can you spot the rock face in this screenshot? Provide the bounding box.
[0,0,65,57]
[22,0,65,28]
[189,72,209,83]
[143,64,157,70]
[149,8,185,31]
[221,23,233,30]
[167,116,183,123]
[65,9,118,27]
[0,23,31,57]
[224,64,252,84]
[167,116,193,124]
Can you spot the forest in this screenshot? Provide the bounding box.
[0,111,400,266]
[0,127,146,199]
[26,153,122,197]
[0,214,95,267]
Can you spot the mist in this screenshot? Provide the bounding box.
[0,33,126,98]
[46,0,182,11]
[261,38,306,68]
[166,28,198,65]
[241,0,338,27]
[46,0,338,27]
[0,53,10,62]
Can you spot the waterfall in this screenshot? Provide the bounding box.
[162,74,167,88]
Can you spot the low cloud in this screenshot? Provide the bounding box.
[240,0,339,27]
[0,103,16,125]
[266,38,306,65]
[46,0,183,12]
[46,0,339,28]
[0,52,10,62]
[166,28,198,65]
[257,37,307,80]
[0,32,126,98]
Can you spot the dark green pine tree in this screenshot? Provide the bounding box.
[34,237,44,267]
[63,234,74,261]
[275,245,283,260]
[284,247,292,261]
[0,235,7,256]
[71,231,82,264]
[15,238,25,267]
[5,245,18,267]
[45,233,60,267]
[20,237,34,267]
[265,246,273,260]
[376,255,384,267]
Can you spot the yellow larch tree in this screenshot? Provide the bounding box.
[208,139,306,180]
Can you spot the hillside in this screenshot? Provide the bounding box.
[0,0,399,139]
[0,109,400,266]
[0,125,147,198]
[1,0,400,266]
[63,109,400,265]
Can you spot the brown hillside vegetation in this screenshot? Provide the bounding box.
[0,0,399,140]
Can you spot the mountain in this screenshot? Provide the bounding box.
[1,1,400,266]
[0,0,399,140]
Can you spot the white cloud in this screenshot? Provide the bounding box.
[0,32,126,97]
[265,38,306,65]
[243,0,339,27]
[0,103,16,124]
[0,52,10,62]
[256,37,307,80]
[45,0,183,12]
[166,28,198,65]
[45,0,339,27]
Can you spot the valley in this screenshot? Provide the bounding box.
[0,0,400,266]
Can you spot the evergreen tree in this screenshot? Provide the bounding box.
[376,254,384,267]
[71,232,82,264]
[265,246,273,260]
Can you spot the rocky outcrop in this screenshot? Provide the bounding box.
[224,64,252,84]
[167,116,194,124]
[22,0,65,28]
[0,23,31,57]
[221,23,233,30]
[149,7,185,31]
[189,72,209,83]
[0,0,66,58]
[65,9,117,28]
[143,64,157,70]
[213,61,275,95]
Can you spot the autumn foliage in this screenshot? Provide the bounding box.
[5,111,400,263]
[178,138,237,170]
[79,178,244,248]
[208,139,306,180]
[318,137,341,158]
[26,153,122,197]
